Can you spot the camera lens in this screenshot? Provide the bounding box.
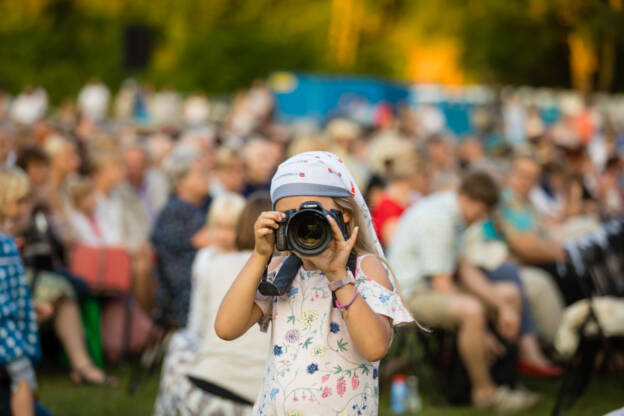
[288,211,331,256]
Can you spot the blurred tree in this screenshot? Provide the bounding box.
[549,0,624,91]
[2,0,624,101]
[0,0,124,101]
[459,0,624,91]
[458,0,571,87]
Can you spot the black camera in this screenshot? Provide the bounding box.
[275,201,348,257]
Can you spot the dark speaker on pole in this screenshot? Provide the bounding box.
[123,24,154,70]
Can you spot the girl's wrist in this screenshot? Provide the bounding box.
[253,248,272,261]
[325,271,347,282]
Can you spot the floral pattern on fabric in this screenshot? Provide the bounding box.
[253,256,412,416]
[153,329,253,416]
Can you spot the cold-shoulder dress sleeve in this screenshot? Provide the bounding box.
[355,255,414,326]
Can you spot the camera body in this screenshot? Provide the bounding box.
[275,201,348,257]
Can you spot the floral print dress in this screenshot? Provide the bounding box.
[254,255,412,416]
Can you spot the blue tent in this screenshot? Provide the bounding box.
[268,71,409,126]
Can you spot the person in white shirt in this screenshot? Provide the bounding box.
[183,93,210,126]
[68,179,104,247]
[89,151,125,247]
[10,87,48,125]
[388,172,540,412]
[120,144,170,226]
[154,192,271,416]
[150,87,181,126]
[77,79,110,122]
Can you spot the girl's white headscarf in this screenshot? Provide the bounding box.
[270,151,384,258]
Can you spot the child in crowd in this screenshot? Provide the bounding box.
[187,193,246,334]
[205,193,247,254]
[68,179,103,246]
[154,192,269,416]
[216,152,413,416]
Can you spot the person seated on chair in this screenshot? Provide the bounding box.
[388,171,540,412]
[153,192,270,416]
[151,146,212,328]
[0,167,116,387]
[497,156,598,254]
[493,156,599,303]
[465,220,565,377]
[72,148,155,314]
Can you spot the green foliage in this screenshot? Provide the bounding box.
[0,3,124,102]
[458,0,624,90]
[2,0,624,102]
[163,27,322,94]
[459,1,570,87]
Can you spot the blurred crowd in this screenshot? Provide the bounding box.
[1,77,624,414]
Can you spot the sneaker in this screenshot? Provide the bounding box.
[474,386,541,413]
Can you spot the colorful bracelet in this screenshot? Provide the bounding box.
[334,288,359,310]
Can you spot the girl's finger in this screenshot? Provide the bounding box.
[257,218,280,229]
[326,215,346,244]
[344,226,359,253]
[261,211,285,222]
[257,228,274,236]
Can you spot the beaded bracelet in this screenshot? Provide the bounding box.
[334,288,359,310]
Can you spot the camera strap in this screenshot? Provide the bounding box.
[258,254,303,296]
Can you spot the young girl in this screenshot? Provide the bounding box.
[187,192,247,335]
[216,152,413,416]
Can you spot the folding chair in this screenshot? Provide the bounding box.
[604,219,624,296]
[553,226,624,416]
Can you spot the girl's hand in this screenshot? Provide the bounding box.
[254,211,284,258]
[308,216,358,282]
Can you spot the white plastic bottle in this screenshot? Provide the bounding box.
[407,375,422,413]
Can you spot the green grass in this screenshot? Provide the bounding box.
[37,368,622,416]
[38,366,160,416]
[379,376,623,416]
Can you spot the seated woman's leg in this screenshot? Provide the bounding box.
[6,358,37,416]
[11,379,34,416]
[520,267,564,345]
[132,245,156,315]
[53,299,116,386]
[408,291,498,403]
[487,264,559,372]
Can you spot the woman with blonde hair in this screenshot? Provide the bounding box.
[0,167,116,387]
